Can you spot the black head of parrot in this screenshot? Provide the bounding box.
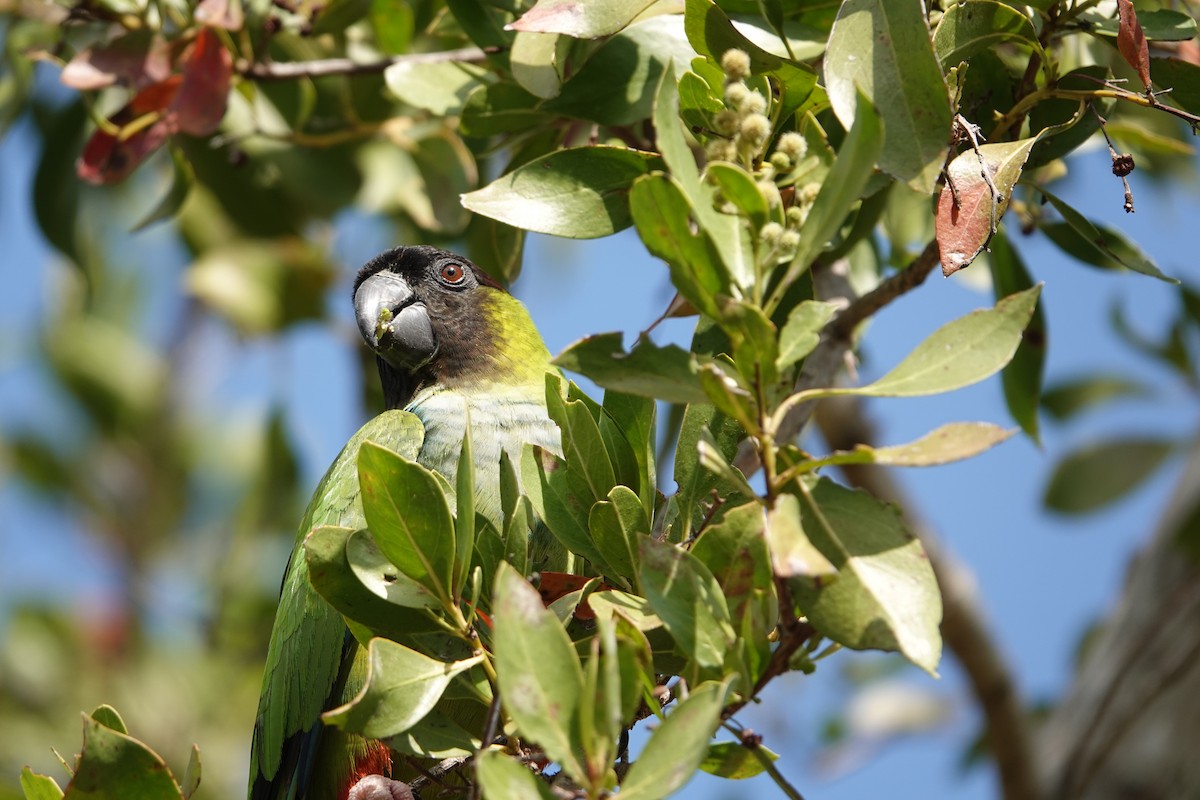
[353,246,547,409]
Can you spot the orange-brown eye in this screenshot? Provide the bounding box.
[440,262,466,284]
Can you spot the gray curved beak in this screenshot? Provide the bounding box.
[354,271,437,371]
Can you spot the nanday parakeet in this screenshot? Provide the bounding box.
[249,245,561,799]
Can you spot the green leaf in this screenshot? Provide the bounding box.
[33,100,85,266]
[825,0,951,193]
[543,16,695,125]
[990,232,1045,440]
[454,425,476,596]
[697,426,755,499]
[706,163,770,228]
[1027,67,1112,168]
[698,362,757,433]
[589,590,664,631]
[305,526,440,645]
[830,286,1042,399]
[783,90,883,284]
[476,749,558,800]
[65,715,184,799]
[631,174,730,318]
[1041,375,1150,421]
[510,0,657,37]
[370,0,413,52]
[546,381,618,505]
[935,138,1038,276]
[933,0,1041,68]
[89,705,128,734]
[683,0,818,119]
[1038,189,1176,283]
[777,300,838,372]
[493,562,587,782]
[767,494,837,578]
[389,710,481,759]
[652,63,750,287]
[691,501,775,620]
[673,404,742,538]
[1080,8,1197,41]
[179,745,200,799]
[618,680,730,800]
[554,333,710,404]
[599,391,657,513]
[698,740,779,779]
[1044,439,1176,514]
[791,479,942,674]
[20,767,63,800]
[462,147,661,239]
[717,297,780,388]
[466,214,525,287]
[357,442,456,606]
[811,422,1015,468]
[131,145,194,232]
[384,60,489,115]
[323,640,481,738]
[460,83,550,136]
[1151,57,1200,116]
[589,485,649,588]
[638,537,735,668]
[510,31,565,99]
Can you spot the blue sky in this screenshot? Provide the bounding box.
[2,101,1198,798]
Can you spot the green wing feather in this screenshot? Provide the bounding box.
[250,410,426,799]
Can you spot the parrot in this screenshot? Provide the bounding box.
[248,245,561,799]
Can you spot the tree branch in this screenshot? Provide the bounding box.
[238,46,497,81]
[814,396,1038,800]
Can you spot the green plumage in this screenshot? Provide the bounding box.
[250,246,560,799]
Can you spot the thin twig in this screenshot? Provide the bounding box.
[238,45,497,81]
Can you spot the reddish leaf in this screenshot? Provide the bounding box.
[61,32,172,90]
[77,120,172,185]
[76,78,181,184]
[936,138,1037,276]
[537,572,611,620]
[170,29,232,136]
[195,0,245,30]
[1117,0,1152,90]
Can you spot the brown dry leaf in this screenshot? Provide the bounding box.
[1117,0,1152,90]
